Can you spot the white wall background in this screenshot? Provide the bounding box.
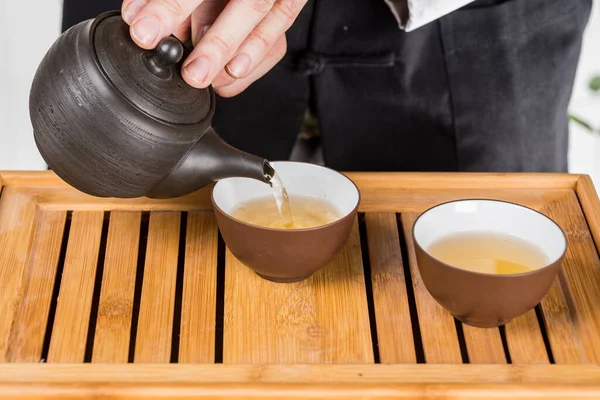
[1,1,599,182]
[0,0,62,170]
[567,0,600,187]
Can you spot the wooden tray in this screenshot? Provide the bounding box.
[1,171,600,399]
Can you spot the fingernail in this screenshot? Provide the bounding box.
[131,15,160,46]
[194,25,211,46]
[226,54,251,78]
[123,0,147,24]
[183,56,211,84]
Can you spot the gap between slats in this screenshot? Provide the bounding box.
[214,233,226,364]
[84,212,110,362]
[170,212,187,363]
[128,212,150,363]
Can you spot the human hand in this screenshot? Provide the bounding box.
[121,0,307,97]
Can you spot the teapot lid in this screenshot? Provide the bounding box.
[91,12,211,126]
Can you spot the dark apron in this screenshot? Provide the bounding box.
[62,0,592,172]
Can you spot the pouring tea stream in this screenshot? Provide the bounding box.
[28,10,292,223]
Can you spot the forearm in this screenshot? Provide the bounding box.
[384,0,476,31]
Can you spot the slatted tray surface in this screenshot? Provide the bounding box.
[1,171,600,399]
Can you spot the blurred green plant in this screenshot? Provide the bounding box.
[570,75,600,134]
[589,76,600,92]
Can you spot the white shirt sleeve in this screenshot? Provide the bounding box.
[384,0,476,31]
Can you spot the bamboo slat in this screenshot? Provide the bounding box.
[2,363,600,384]
[37,186,214,212]
[0,382,599,400]
[1,364,600,400]
[223,220,373,363]
[0,188,38,362]
[179,212,218,363]
[504,310,549,364]
[575,175,600,253]
[134,212,181,363]
[47,211,104,363]
[364,213,415,363]
[2,172,571,215]
[537,278,586,364]
[400,213,462,364]
[355,188,570,213]
[7,210,67,362]
[461,325,507,364]
[0,170,579,190]
[92,211,141,363]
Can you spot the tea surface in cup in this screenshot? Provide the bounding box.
[427,231,548,275]
[231,194,340,229]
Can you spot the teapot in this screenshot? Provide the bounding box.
[29,10,275,199]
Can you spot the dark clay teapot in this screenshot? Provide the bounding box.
[29,11,274,199]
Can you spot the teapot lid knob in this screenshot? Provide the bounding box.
[155,37,184,67]
[144,36,186,78]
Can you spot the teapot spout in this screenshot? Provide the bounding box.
[147,127,273,199]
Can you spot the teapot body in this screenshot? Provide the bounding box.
[30,14,214,198]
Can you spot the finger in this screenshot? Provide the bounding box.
[122,0,192,44]
[122,0,150,23]
[124,0,204,49]
[172,16,192,42]
[215,35,286,98]
[182,0,276,88]
[211,33,286,91]
[190,0,228,46]
[211,31,286,90]
[212,70,237,88]
[225,0,306,79]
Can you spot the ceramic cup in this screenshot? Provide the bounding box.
[412,199,567,328]
[212,161,360,283]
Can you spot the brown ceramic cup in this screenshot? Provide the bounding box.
[412,199,567,328]
[211,161,360,283]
